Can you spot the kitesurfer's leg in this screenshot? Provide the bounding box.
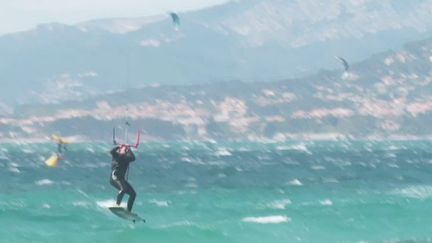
[109,173,136,211]
[110,175,127,206]
[124,181,136,212]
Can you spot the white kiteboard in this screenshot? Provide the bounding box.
[108,206,145,223]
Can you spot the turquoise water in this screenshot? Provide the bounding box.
[2,141,432,243]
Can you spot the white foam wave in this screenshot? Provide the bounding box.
[184,182,198,188]
[0,201,26,209]
[37,155,46,162]
[180,157,205,165]
[392,186,432,199]
[386,145,403,151]
[279,143,311,154]
[80,162,110,168]
[332,160,352,167]
[237,147,251,152]
[96,199,125,208]
[242,215,290,224]
[9,162,19,167]
[22,148,34,154]
[384,152,396,158]
[387,163,399,168]
[149,199,170,207]
[35,179,54,186]
[283,160,300,165]
[207,160,227,166]
[181,157,193,163]
[86,147,95,153]
[267,199,291,209]
[275,145,292,151]
[319,199,333,206]
[8,167,20,173]
[158,220,196,229]
[214,148,232,156]
[311,165,326,170]
[287,179,303,186]
[72,201,91,207]
[76,189,91,198]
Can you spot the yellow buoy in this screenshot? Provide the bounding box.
[45,154,59,168]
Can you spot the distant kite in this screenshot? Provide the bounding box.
[169,12,180,28]
[335,56,349,72]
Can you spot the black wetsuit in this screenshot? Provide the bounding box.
[57,143,67,153]
[110,146,136,211]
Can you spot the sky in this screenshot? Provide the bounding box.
[0,0,229,35]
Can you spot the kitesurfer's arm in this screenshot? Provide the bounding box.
[110,146,120,159]
[126,150,135,163]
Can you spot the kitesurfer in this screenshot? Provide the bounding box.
[110,144,137,212]
[170,12,180,28]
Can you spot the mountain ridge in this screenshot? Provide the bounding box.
[2,32,432,141]
[2,0,432,104]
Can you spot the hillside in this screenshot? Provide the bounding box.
[2,0,432,104]
[3,35,432,141]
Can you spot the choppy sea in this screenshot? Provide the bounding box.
[2,141,432,243]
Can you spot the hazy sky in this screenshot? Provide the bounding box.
[0,0,229,35]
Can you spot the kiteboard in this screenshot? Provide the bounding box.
[45,154,60,168]
[108,206,145,223]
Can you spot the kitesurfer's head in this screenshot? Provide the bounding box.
[117,144,129,155]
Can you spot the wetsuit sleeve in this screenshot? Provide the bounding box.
[110,146,119,159]
[126,150,136,163]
